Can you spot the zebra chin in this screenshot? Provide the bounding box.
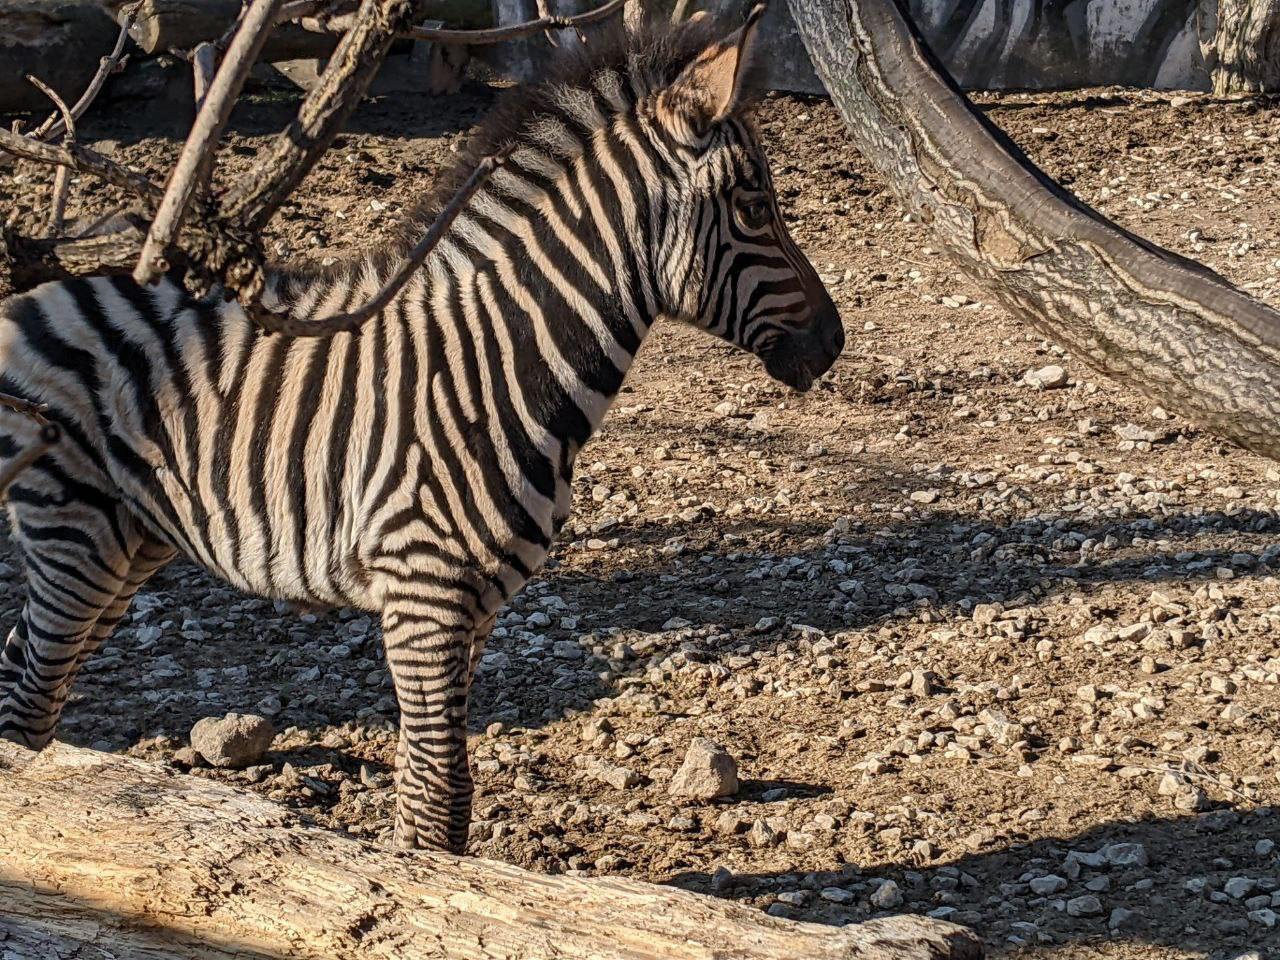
[760,301,845,393]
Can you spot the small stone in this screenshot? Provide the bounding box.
[1101,842,1149,868]
[1256,839,1276,857]
[1025,365,1068,390]
[776,890,807,907]
[910,669,935,696]
[821,886,855,904]
[1225,876,1257,899]
[1174,787,1210,812]
[1029,874,1068,895]
[1066,894,1104,917]
[592,762,640,790]
[748,819,780,848]
[669,738,738,800]
[189,713,275,768]
[870,879,903,909]
[1249,908,1278,928]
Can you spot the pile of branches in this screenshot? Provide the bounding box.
[0,0,626,343]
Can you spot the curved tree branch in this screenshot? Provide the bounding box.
[792,0,1280,461]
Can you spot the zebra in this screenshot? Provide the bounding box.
[0,9,843,852]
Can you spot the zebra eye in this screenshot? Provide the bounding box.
[737,196,771,230]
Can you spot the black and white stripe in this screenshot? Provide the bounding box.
[0,14,842,852]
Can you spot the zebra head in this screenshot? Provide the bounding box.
[650,6,844,392]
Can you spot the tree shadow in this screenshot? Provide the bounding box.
[664,808,1280,958]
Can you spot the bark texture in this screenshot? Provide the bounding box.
[792,0,1280,462]
[0,741,983,960]
[1199,0,1280,93]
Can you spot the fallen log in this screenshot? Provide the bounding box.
[99,0,490,56]
[0,0,120,112]
[791,0,1280,462]
[0,740,983,960]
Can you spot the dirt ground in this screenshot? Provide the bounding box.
[3,76,1280,960]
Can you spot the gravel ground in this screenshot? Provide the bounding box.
[3,79,1280,959]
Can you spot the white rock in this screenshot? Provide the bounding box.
[1024,365,1069,390]
[190,713,275,768]
[870,879,903,909]
[669,738,738,800]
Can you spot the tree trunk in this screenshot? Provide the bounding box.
[1199,0,1280,93]
[0,0,120,112]
[0,740,983,960]
[791,0,1280,462]
[98,0,491,57]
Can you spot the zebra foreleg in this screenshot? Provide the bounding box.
[0,545,131,750]
[383,594,477,853]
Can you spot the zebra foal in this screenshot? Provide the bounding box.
[0,9,843,852]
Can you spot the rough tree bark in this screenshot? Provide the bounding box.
[0,741,983,960]
[1199,0,1280,93]
[791,0,1280,462]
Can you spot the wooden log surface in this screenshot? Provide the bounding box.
[0,740,984,960]
[0,0,120,112]
[791,0,1280,462]
[1199,0,1280,94]
[99,0,491,56]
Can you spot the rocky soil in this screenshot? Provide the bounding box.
[4,80,1280,959]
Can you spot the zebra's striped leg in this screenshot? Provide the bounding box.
[0,554,131,750]
[0,489,157,750]
[67,537,176,684]
[383,595,478,854]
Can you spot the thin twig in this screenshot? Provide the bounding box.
[33,2,140,142]
[0,393,51,426]
[298,0,627,45]
[535,0,560,47]
[26,77,77,238]
[258,147,510,337]
[0,127,162,204]
[134,0,286,287]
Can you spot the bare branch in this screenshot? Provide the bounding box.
[0,392,51,426]
[134,0,286,287]
[260,146,509,337]
[0,128,162,204]
[32,2,140,142]
[26,77,77,238]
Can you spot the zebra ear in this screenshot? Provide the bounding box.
[658,3,766,145]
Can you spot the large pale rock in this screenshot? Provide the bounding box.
[669,738,738,800]
[190,712,275,768]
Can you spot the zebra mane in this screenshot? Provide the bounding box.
[283,12,763,285]
[400,11,765,234]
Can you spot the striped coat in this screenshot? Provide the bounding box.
[0,12,842,851]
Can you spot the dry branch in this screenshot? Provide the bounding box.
[0,740,983,960]
[133,0,285,287]
[0,126,161,203]
[24,76,76,237]
[29,1,138,141]
[792,0,1280,462]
